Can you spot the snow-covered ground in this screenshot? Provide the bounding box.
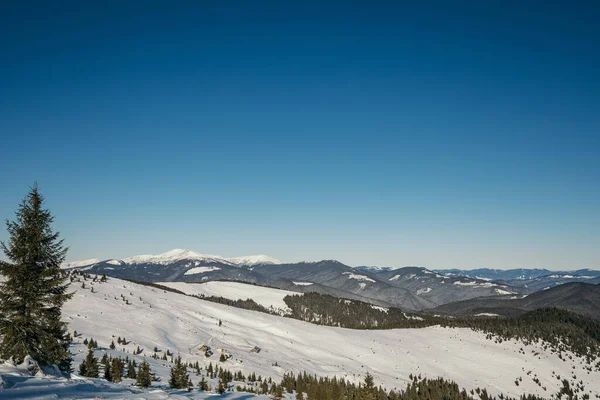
[159,281,300,314]
[1,277,599,399]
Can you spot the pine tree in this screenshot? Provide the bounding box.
[0,184,73,373]
[78,349,99,378]
[109,340,115,349]
[126,360,137,379]
[198,375,208,391]
[136,360,152,388]
[110,357,124,383]
[169,355,189,389]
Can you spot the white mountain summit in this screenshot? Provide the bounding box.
[63,248,282,268]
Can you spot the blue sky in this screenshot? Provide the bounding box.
[1,2,598,269]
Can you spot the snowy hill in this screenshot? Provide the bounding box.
[27,277,600,397]
[2,275,599,398]
[159,281,299,314]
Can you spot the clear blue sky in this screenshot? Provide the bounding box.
[1,2,598,269]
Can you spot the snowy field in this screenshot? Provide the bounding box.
[1,277,599,399]
[160,281,300,314]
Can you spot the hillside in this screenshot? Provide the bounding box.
[432,282,600,320]
[53,276,600,398]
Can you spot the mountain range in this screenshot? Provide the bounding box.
[65,248,600,311]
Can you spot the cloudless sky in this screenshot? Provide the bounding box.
[1,1,598,269]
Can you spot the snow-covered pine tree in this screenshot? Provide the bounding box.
[0,184,73,373]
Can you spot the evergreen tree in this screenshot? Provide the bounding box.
[126,360,137,379]
[104,360,112,381]
[198,375,208,391]
[109,340,115,349]
[110,357,124,383]
[169,355,189,389]
[136,360,152,388]
[78,349,99,378]
[0,185,73,373]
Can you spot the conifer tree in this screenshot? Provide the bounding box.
[0,184,73,373]
[136,360,152,388]
[78,349,99,378]
[127,360,137,379]
[110,357,124,383]
[169,355,189,389]
[104,359,112,381]
[198,375,208,391]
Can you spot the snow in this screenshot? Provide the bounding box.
[122,249,229,266]
[292,281,314,286]
[2,276,599,399]
[159,281,300,314]
[416,287,432,295]
[61,258,100,269]
[90,249,282,268]
[342,272,375,282]
[475,313,501,317]
[57,277,600,399]
[495,288,514,295]
[183,266,221,275]
[371,305,389,313]
[226,255,282,266]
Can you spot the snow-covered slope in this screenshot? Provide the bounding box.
[88,249,283,267]
[226,255,282,266]
[121,249,234,266]
[61,258,100,269]
[160,281,299,314]
[49,277,600,399]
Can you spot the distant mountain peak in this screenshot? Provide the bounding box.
[226,255,282,266]
[61,258,100,268]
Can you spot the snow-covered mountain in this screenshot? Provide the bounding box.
[61,258,101,268]
[64,250,534,311]
[356,266,529,306]
[63,249,282,269]
[41,278,600,398]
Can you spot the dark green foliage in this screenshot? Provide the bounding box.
[198,375,208,391]
[78,350,99,378]
[110,357,125,383]
[280,372,549,400]
[194,294,272,313]
[169,355,190,389]
[109,340,115,349]
[104,360,112,381]
[0,185,73,373]
[136,360,152,388]
[218,381,226,394]
[127,359,137,379]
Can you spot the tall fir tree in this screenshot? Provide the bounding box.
[0,184,73,373]
[169,355,190,389]
[78,349,99,378]
[136,360,152,388]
